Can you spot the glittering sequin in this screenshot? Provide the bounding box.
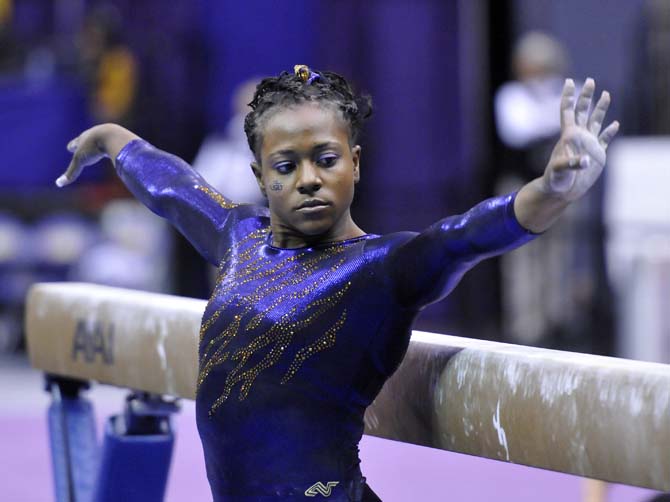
[199,240,351,408]
[197,184,239,209]
[210,280,352,410]
[281,309,347,384]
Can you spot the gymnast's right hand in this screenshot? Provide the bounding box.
[56,123,139,187]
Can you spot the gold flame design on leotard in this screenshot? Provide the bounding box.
[196,185,239,209]
[197,231,351,415]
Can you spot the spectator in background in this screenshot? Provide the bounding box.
[495,31,567,153]
[494,32,613,355]
[77,4,137,125]
[192,79,266,206]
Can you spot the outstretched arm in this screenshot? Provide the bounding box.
[388,78,619,309]
[514,78,619,233]
[56,124,241,266]
[387,192,535,309]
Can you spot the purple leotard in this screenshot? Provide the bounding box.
[116,139,535,501]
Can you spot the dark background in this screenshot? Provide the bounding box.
[0,0,652,341]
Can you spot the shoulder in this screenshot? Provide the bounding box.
[229,203,270,220]
[211,204,270,263]
[226,204,271,234]
[360,231,419,256]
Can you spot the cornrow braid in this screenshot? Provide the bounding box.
[243,68,373,158]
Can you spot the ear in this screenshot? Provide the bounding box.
[351,145,361,183]
[250,161,267,197]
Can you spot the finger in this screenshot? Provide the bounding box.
[588,91,610,136]
[575,78,595,127]
[66,137,79,153]
[599,121,620,149]
[560,79,576,128]
[580,134,606,165]
[567,128,607,166]
[55,157,84,187]
[551,154,582,172]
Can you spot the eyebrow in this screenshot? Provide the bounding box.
[269,143,340,159]
[313,142,339,150]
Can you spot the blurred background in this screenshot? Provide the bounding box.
[0,0,669,500]
[1,0,668,357]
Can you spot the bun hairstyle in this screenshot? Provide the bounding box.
[244,65,373,158]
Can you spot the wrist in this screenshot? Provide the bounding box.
[92,123,140,163]
[87,124,114,157]
[515,178,571,233]
[539,173,572,203]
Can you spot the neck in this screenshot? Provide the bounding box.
[270,212,365,249]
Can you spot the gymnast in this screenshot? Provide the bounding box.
[57,66,618,501]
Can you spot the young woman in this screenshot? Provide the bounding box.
[58,66,618,501]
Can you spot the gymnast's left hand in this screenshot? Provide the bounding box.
[542,78,619,202]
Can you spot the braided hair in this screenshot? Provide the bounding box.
[244,67,373,159]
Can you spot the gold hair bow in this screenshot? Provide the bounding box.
[294,65,310,82]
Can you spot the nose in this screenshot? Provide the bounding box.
[296,161,322,194]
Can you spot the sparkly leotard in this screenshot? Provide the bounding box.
[116,140,535,501]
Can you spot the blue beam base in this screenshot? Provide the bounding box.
[93,394,177,502]
[46,376,99,502]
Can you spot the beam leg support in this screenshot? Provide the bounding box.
[93,392,179,502]
[46,375,98,502]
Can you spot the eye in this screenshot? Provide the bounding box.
[274,161,295,174]
[317,154,339,168]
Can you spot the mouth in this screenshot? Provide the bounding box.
[296,199,331,212]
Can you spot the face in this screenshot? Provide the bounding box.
[252,103,361,247]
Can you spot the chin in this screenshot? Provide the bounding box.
[295,222,334,237]
[290,216,336,237]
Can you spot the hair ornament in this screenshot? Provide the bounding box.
[294,64,320,85]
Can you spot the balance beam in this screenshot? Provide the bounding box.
[25,282,670,491]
